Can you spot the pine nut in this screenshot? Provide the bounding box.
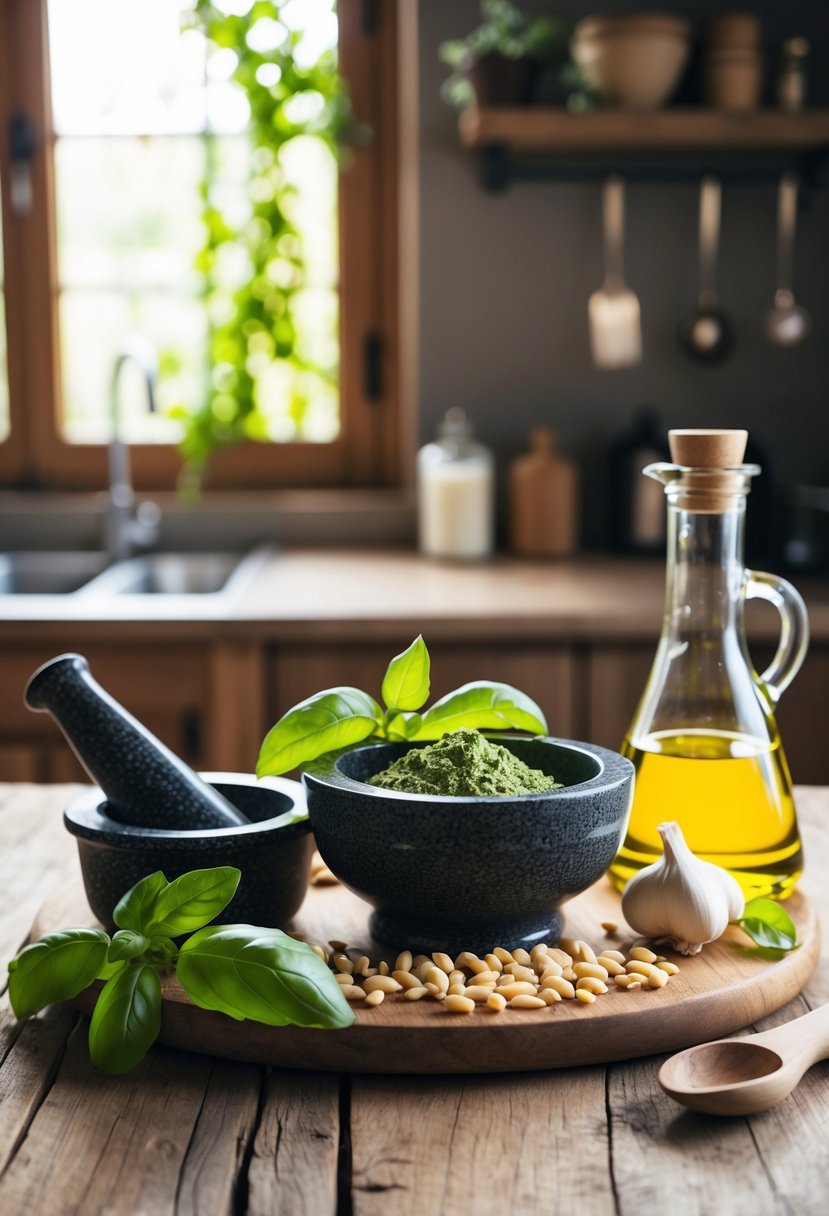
[378,961,390,976]
[512,948,532,966]
[353,956,372,976]
[547,948,572,967]
[601,921,619,934]
[363,975,401,994]
[311,945,328,961]
[466,956,493,975]
[395,950,413,973]
[575,989,596,1004]
[447,983,466,997]
[467,970,500,985]
[464,986,495,1003]
[365,989,384,1006]
[445,994,476,1014]
[328,940,348,950]
[404,986,429,1001]
[557,937,580,958]
[333,954,353,974]
[413,955,430,973]
[541,975,575,999]
[597,956,625,977]
[455,951,480,971]
[576,976,608,995]
[416,959,433,982]
[626,961,657,978]
[601,950,626,964]
[509,995,546,1009]
[504,963,537,984]
[657,960,680,975]
[392,970,421,990]
[575,940,598,964]
[563,966,577,982]
[424,966,449,993]
[539,960,563,978]
[614,975,642,990]
[335,973,353,987]
[311,867,339,885]
[630,946,658,964]
[432,952,454,973]
[487,992,507,1012]
[492,947,515,965]
[449,970,466,986]
[498,981,539,1000]
[530,945,549,968]
[342,985,367,1000]
[484,953,503,973]
[573,962,609,981]
[540,988,561,1005]
[424,983,445,1000]
[648,970,669,988]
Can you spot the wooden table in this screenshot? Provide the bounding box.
[1,784,828,1215]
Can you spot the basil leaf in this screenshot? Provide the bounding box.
[108,931,149,963]
[144,867,241,938]
[256,688,382,775]
[384,711,422,741]
[113,871,168,933]
[381,635,431,712]
[177,924,355,1029]
[412,681,548,739]
[8,928,110,1019]
[88,963,162,1075]
[736,898,798,952]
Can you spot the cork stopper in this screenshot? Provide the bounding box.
[667,429,750,512]
[668,429,748,468]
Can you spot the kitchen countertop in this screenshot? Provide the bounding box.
[2,549,829,643]
[0,781,827,1215]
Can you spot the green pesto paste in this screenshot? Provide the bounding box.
[368,729,562,797]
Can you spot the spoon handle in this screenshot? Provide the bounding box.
[603,175,626,291]
[698,175,721,307]
[775,172,799,298]
[751,1001,829,1070]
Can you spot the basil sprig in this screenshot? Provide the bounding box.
[7,866,354,1075]
[257,635,548,776]
[733,898,799,954]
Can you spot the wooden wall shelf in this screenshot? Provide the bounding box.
[458,107,829,191]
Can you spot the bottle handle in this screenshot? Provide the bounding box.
[745,570,809,703]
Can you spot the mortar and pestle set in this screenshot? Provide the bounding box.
[25,654,313,930]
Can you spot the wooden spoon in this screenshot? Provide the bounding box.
[658,1002,829,1116]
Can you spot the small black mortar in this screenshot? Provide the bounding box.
[64,772,313,932]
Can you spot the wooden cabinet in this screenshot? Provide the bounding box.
[0,644,214,783]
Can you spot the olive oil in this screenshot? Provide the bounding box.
[609,729,803,901]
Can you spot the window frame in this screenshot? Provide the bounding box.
[0,0,401,490]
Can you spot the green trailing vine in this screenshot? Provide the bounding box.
[175,1,360,491]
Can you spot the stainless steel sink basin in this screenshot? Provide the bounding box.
[0,551,109,595]
[80,547,271,597]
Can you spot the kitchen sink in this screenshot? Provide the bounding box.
[0,551,109,595]
[79,547,271,597]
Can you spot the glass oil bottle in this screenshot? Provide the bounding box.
[609,429,809,901]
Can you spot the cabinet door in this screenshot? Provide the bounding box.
[270,642,576,739]
[587,647,654,752]
[0,645,211,782]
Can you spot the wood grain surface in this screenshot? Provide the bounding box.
[32,871,819,1074]
[2,782,829,1216]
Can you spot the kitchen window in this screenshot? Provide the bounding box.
[0,0,401,490]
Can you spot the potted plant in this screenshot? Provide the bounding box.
[439,0,569,109]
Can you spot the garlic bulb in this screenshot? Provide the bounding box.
[621,821,745,955]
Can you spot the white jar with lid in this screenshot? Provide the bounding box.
[417,408,495,559]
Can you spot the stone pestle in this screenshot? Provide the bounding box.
[25,653,248,829]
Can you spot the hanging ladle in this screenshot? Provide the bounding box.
[677,175,733,363]
[765,171,812,347]
[588,175,643,369]
[658,1001,829,1117]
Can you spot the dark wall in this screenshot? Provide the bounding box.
[416,1,829,547]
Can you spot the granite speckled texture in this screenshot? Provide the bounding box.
[64,773,312,931]
[303,736,635,955]
[26,652,247,829]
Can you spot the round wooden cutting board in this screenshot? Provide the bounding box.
[31,877,819,1074]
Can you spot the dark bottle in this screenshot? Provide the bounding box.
[25,653,248,830]
[607,408,670,554]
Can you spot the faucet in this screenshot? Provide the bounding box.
[105,336,162,563]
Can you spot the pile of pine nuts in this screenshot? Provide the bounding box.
[294,932,680,1014]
